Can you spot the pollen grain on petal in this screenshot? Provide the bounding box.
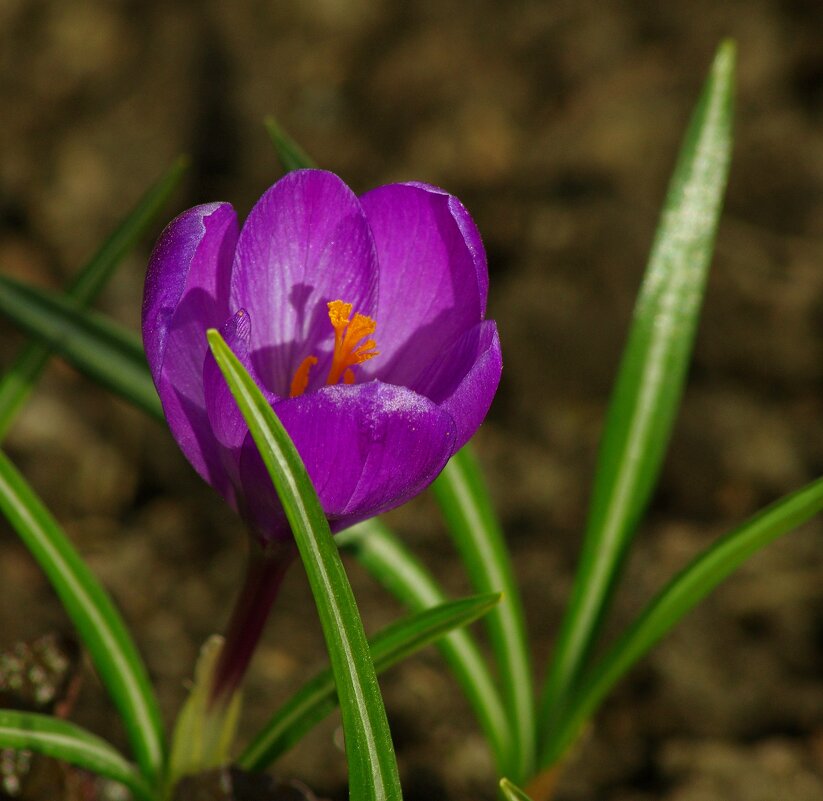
[290,355,318,398]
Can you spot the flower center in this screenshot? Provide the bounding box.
[289,300,379,398]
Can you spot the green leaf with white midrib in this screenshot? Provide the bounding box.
[538,40,736,755]
[433,448,535,781]
[207,329,402,801]
[238,592,500,771]
[0,710,154,801]
[0,276,162,420]
[542,475,823,764]
[337,518,515,778]
[0,157,185,439]
[0,451,165,784]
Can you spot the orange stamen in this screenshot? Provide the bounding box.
[289,355,318,398]
[287,300,379,397]
[325,300,379,385]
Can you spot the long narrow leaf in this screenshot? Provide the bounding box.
[0,158,185,438]
[207,329,402,801]
[0,276,162,420]
[337,518,514,777]
[541,475,823,765]
[265,116,316,172]
[0,451,165,782]
[239,592,500,770]
[432,447,535,780]
[539,41,736,747]
[0,710,153,801]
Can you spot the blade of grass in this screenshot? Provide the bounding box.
[0,710,154,801]
[541,475,823,765]
[208,328,402,801]
[432,447,535,781]
[0,276,162,420]
[265,116,316,172]
[538,41,736,749]
[239,592,500,770]
[0,450,165,783]
[337,518,514,777]
[0,157,185,438]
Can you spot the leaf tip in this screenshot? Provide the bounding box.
[500,777,532,801]
[713,38,737,79]
[172,154,192,174]
[206,328,223,352]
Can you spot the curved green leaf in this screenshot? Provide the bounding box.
[337,518,514,777]
[239,593,500,771]
[0,710,153,801]
[0,451,165,782]
[0,157,185,438]
[0,276,161,420]
[539,40,736,750]
[542,475,823,765]
[208,329,402,801]
[433,447,534,780]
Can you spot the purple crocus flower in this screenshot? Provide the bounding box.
[143,169,501,544]
[143,169,501,701]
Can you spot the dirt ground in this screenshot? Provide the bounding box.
[3,1,823,799]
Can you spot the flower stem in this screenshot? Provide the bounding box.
[210,540,296,705]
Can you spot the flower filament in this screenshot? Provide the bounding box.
[289,300,379,398]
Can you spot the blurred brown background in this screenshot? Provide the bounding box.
[3,1,823,799]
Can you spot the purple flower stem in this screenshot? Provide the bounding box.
[210,540,297,706]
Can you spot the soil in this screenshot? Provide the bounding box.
[3,1,823,799]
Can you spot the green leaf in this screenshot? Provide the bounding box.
[0,157,185,438]
[499,778,535,801]
[238,592,500,771]
[0,450,165,783]
[542,475,823,765]
[167,636,243,790]
[0,710,154,801]
[265,116,316,172]
[538,40,736,747]
[432,447,535,781]
[207,328,402,801]
[0,276,162,420]
[337,518,514,777]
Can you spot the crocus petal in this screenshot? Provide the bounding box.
[413,320,502,450]
[358,182,487,387]
[142,203,238,487]
[237,381,457,542]
[202,309,257,505]
[230,170,379,396]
